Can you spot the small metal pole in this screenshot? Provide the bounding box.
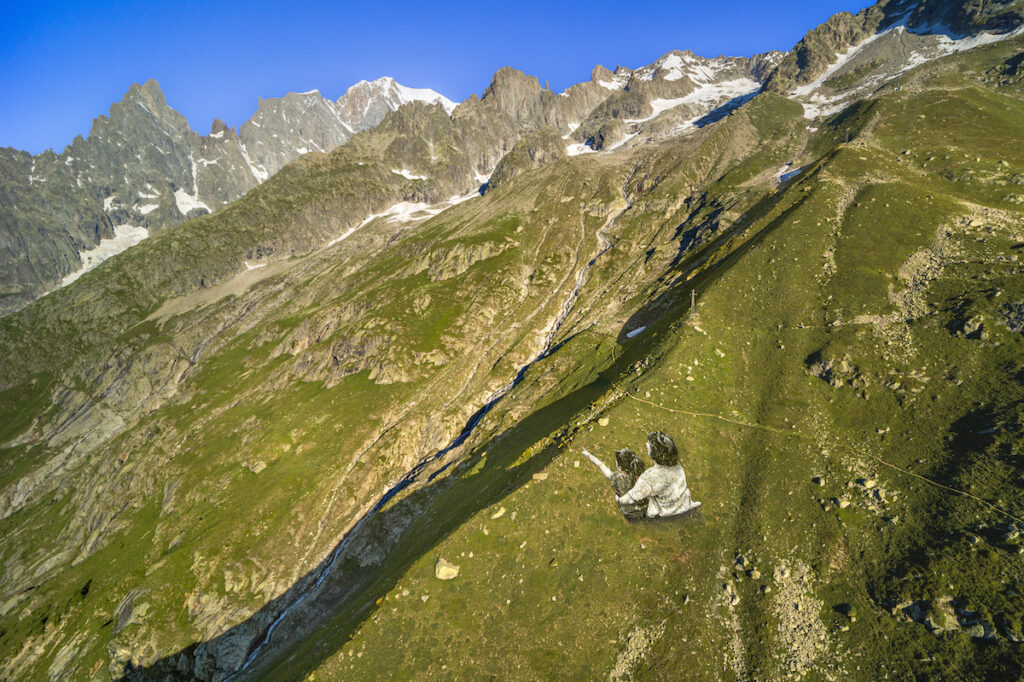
[690,289,696,319]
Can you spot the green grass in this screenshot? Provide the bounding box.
[285,68,1024,680]
[824,60,882,90]
[830,180,961,317]
[2,38,1024,682]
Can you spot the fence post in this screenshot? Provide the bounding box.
[690,289,696,319]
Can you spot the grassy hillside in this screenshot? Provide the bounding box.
[0,30,1022,682]
[268,41,1024,681]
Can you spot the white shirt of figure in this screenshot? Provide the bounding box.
[623,463,693,517]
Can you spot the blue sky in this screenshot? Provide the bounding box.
[1,1,867,154]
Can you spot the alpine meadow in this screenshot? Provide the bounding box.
[2,0,1024,679]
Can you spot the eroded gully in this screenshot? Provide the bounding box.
[230,179,633,678]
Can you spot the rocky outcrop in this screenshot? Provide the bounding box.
[479,66,614,136]
[765,5,891,90]
[486,127,567,191]
[910,0,1024,34]
[572,50,779,146]
[765,0,1024,92]
[590,119,626,151]
[1002,302,1024,333]
[434,557,460,580]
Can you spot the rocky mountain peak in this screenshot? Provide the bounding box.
[483,66,543,98]
[209,118,232,136]
[761,0,1023,121]
[749,50,787,80]
[591,65,616,82]
[109,78,174,123]
[336,76,455,130]
[480,67,549,125]
[280,89,323,104]
[125,78,166,105]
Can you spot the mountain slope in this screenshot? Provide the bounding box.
[249,38,1024,681]
[0,1,1022,680]
[0,77,454,316]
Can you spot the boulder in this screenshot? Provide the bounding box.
[434,557,460,580]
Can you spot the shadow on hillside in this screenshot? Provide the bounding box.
[616,175,808,345]
[126,150,809,681]
[692,91,760,129]
[125,319,671,681]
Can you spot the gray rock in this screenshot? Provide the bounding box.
[0,78,455,315]
[965,622,996,639]
[435,557,460,580]
[487,127,568,192]
[590,119,625,151]
[764,0,1023,93]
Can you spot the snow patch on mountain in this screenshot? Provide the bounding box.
[626,77,760,125]
[658,54,688,81]
[174,189,210,215]
[60,225,149,287]
[625,97,690,123]
[566,142,596,156]
[174,157,211,215]
[383,192,478,224]
[793,17,1024,120]
[392,80,457,114]
[239,143,269,183]
[326,190,481,248]
[903,23,1024,68]
[597,72,629,91]
[652,52,735,84]
[392,168,427,180]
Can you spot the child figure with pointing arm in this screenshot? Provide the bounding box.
[581,446,648,520]
[617,431,701,518]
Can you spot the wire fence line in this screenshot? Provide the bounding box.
[626,393,1024,526]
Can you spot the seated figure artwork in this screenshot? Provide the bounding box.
[583,431,700,519]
